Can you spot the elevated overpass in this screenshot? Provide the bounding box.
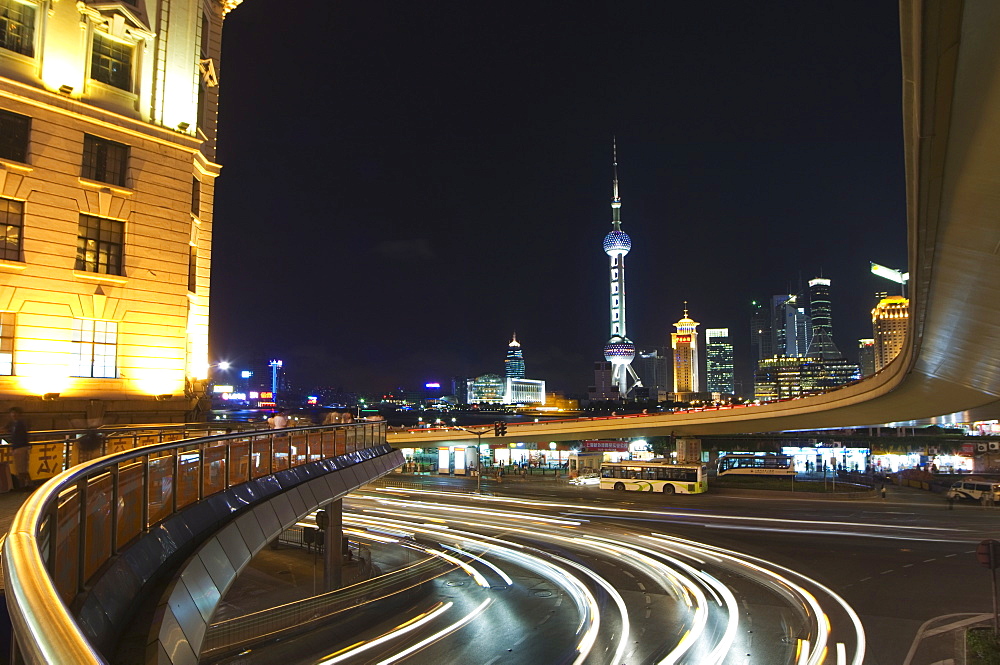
[5,2,1000,664]
[394,1,1000,446]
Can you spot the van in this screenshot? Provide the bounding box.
[947,480,1000,502]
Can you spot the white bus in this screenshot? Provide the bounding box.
[600,460,707,494]
[717,453,795,476]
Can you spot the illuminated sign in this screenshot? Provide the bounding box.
[583,440,629,452]
[870,262,909,284]
[249,392,258,399]
[212,385,233,393]
[676,335,691,343]
[307,396,317,405]
[425,382,441,389]
[241,370,252,378]
[259,392,273,399]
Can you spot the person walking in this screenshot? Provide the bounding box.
[7,407,30,490]
[268,410,288,429]
[880,484,887,500]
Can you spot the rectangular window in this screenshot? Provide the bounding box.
[73,319,117,378]
[91,32,133,91]
[82,134,128,186]
[0,197,22,262]
[0,311,13,375]
[200,14,209,60]
[0,110,29,163]
[187,244,197,292]
[0,0,35,58]
[191,177,200,217]
[75,214,124,275]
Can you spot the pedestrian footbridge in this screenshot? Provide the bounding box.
[2,423,402,664]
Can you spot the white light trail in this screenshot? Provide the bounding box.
[375,598,494,665]
[315,602,452,665]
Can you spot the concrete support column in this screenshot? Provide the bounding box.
[323,498,344,591]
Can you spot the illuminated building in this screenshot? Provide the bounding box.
[601,140,640,398]
[506,378,545,405]
[872,296,910,371]
[773,294,811,357]
[705,329,734,395]
[0,0,245,426]
[505,333,525,378]
[858,339,876,377]
[466,374,545,406]
[806,278,842,359]
[466,335,545,404]
[671,304,700,394]
[754,355,859,401]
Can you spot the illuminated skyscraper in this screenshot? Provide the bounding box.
[806,278,842,359]
[505,333,525,378]
[773,294,811,357]
[705,329,735,394]
[872,296,910,371]
[671,304,700,393]
[0,0,244,426]
[601,140,640,397]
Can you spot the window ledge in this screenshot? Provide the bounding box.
[0,261,25,271]
[78,177,133,196]
[0,160,31,174]
[73,271,127,285]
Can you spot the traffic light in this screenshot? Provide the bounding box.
[494,421,507,436]
[494,421,502,436]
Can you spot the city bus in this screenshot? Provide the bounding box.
[599,460,707,494]
[717,453,795,476]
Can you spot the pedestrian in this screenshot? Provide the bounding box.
[6,407,30,490]
[947,494,955,510]
[268,410,288,429]
[880,485,887,500]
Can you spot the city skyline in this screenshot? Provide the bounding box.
[210,2,907,394]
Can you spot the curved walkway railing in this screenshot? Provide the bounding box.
[2,421,387,665]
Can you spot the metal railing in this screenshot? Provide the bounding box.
[201,553,451,658]
[2,421,388,665]
[0,421,264,485]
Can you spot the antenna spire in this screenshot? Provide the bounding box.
[611,136,621,230]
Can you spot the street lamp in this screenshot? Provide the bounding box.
[453,426,491,493]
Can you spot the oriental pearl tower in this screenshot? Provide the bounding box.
[603,140,642,398]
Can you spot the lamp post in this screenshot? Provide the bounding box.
[453,426,490,493]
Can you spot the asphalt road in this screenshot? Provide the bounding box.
[216,476,996,665]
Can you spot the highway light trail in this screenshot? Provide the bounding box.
[335,488,866,664]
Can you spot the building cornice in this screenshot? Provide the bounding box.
[0,78,214,157]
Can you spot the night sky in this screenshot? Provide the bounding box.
[210,1,908,396]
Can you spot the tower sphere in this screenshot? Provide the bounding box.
[603,230,631,256]
[604,336,636,364]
